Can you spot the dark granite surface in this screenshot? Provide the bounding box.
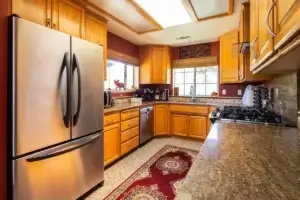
[177,122,300,200]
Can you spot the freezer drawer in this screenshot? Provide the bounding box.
[13,132,104,200]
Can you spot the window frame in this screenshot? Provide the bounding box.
[105,59,139,91]
[173,66,219,96]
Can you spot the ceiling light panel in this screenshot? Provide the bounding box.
[134,0,192,28]
[190,0,229,19]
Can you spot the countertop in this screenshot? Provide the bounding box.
[104,101,238,114]
[177,122,300,200]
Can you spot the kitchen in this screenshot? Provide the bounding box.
[0,0,299,200]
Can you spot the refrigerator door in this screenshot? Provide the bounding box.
[71,37,104,139]
[13,132,104,200]
[12,17,72,157]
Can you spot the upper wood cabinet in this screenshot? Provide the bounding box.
[249,0,300,73]
[12,0,50,27]
[171,114,188,137]
[239,2,271,82]
[274,0,300,50]
[139,45,171,84]
[154,105,169,136]
[220,30,239,84]
[188,116,207,140]
[52,0,85,38]
[85,13,107,80]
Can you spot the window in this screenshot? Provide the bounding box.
[173,66,218,96]
[105,60,139,90]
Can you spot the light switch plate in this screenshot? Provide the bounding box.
[222,89,226,95]
[238,90,242,96]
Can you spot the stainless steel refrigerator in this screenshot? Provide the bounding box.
[8,16,104,200]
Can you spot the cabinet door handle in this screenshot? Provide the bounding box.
[266,1,276,37]
[46,19,51,27]
[52,23,56,29]
[251,36,259,59]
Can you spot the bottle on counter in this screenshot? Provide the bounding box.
[155,89,160,100]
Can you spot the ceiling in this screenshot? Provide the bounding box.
[86,0,249,47]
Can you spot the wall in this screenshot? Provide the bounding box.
[172,41,247,97]
[0,0,8,199]
[107,32,139,58]
[264,72,298,126]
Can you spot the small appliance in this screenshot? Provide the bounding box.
[242,85,256,106]
[162,89,169,101]
[104,91,113,108]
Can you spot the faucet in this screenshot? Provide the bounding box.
[190,85,197,102]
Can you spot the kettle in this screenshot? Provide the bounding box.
[242,85,256,107]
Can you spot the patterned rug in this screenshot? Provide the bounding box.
[104,145,198,200]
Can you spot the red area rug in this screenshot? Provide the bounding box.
[104,145,198,200]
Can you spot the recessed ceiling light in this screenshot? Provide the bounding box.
[134,0,192,28]
[176,36,191,40]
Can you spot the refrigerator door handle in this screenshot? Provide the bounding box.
[72,53,82,126]
[26,133,100,162]
[59,52,71,128]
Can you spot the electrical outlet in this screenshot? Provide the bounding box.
[222,89,226,95]
[238,90,242,96]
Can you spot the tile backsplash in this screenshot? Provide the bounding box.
[264,72,298,126]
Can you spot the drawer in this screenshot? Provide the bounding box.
[121,126,139,143]
[121,136,139,155]
[121,117,139,132]
[170,105,208,115]
[104,113,120,126]
[121,109,139,121]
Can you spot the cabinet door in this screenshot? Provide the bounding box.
[250,0,259,69]
[220,30,239,83]
[274,0,300,50]
[151,46,166,83]
[12,0,50,27]
[85,13,107,80]
[188,116,207,139]
[154,105,169,135]
[139,46,151,84]
[257,0,274,65]
[104,124,120,166]
[171,114,188,136]
[52,0,84,38]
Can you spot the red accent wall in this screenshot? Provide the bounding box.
[0,0,8,199]
[107,32,139,58]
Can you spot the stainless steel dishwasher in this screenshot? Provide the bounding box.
[140,106,154,145]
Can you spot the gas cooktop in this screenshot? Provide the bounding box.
[219,106,284,125]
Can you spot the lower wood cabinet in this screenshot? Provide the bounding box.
[171,114,189,136]
[188,116,207,139]
[104,123,120,166]
[121,136,139,156]
[171,114,208,139]
[154,105,169,135]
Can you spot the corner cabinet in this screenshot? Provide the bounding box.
[220,30,239,84]
[139,45,171,84]
[154,105,169,136]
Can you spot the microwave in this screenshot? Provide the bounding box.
[104,91,113,108]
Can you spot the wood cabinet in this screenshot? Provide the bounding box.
[85,13,107,80]
[239,2,271,82]
[52,0,85,38]
[104,123,120,166]
[188,116,207,139]
[220,30,239,84]
[171,114,188,137]
[154,105,169,136]
[12,0,50,27]
[274,0,300,50]
[249,0,300,73]
[139,45,171,84]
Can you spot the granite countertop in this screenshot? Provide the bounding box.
[177,122,300,200]
[104,101,238,114]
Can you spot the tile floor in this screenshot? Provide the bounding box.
[85,137,203,200]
